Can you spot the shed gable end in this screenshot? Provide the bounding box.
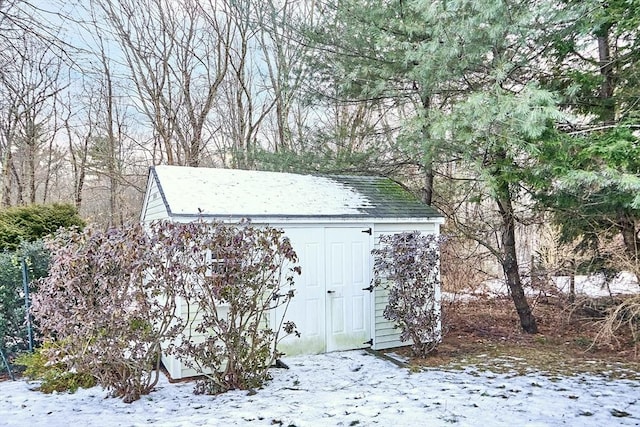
[141,171,170,222]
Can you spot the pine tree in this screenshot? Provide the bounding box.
[531,1,640,276]
[305,0,590,332]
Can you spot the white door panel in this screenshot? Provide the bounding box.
[325,228,372,352]
[275,228,326,355]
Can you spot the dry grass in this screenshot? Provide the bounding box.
[592,295,640,353]
[393,296,640,380]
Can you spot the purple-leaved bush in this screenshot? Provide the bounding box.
[31,223,184,403]
[372,232,442,356]
[31,220,300,400]
[162,220,300,394]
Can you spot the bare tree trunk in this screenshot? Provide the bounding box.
[618,214,640,282]
[492,147,538,333]
[42,132,55,203]
[26,119,36,204]
[1,149,13,206]
[495,183,538,333]
[422,164,434,206]
[11,160,23,205]
[620,216,638,259]
[66,116,88,209]
[419,92,434,206]
[597,23,615,124]
[569,267,575,304]
[101,48,118,227]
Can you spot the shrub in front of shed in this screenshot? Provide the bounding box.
[31,220,300,399]
[31,224,184,403]
[373,232,442,356]
[163,220,301,395]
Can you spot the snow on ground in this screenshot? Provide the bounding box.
[552,272,640,297]
[450,272,640,301]
[1,350,638,427]
[3,274,639,426]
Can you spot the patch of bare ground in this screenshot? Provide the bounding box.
[394,295,640,379]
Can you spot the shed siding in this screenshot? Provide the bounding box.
[141,178,169,222]
[165,297,230,380]
[372,286,407,350]
[175,304,271,379]
[160,295,183,379]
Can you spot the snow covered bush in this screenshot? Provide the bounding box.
[163,220,301,395]
[372,232,442,356]
[31,220,300,399]
[31,224,184,403]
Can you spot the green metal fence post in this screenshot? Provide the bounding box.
[21,258,34,352]
[0,347,14,381]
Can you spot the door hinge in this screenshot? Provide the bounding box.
[363,339,373,346]
[361,227,372,235]
[362,284,374,292]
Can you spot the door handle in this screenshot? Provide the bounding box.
[327,290,335,294]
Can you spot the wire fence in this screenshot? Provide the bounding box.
[1,244,49,379]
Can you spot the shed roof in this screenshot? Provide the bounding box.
[149,165,441,219]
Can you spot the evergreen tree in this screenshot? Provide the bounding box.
[0,204,84,251]
[305,0,592,332]
[536,1,640,277]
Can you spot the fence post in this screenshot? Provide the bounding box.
[21,258,34,353]
[0,347,14,381]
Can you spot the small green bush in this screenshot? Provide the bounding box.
[14,343,96,393]
[0,203,84,251]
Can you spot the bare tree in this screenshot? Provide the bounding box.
[60,91,89,210]
[256,0,317,154]
[209,0,277,169]
[0,34,65,206]
[91,0,232,167]
[62,24,142,226]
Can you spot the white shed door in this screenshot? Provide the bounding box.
[325,228,372,352]
[276,227,372,355]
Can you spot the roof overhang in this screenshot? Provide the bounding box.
[164,213,445,225]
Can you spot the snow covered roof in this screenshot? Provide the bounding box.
[147,165,441,220]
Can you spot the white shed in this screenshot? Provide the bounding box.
[140,165,444,379]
